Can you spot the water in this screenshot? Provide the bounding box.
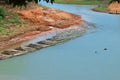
[0,3,120,80]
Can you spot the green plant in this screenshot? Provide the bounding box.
[0,27,6,33]
[0,12,23,29]
[6,0,54,7]
[7,14,21,24]
[0,16,2,20]
[109,0,120,3]
[0,6,7,18]
[96,6,106,11]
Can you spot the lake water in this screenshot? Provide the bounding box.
[0,3,120,80]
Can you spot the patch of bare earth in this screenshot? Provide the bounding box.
[108,1,120,14]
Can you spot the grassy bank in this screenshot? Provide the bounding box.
[0,6,24,36]
[95,6,106,11]
[92,6,108,13]
[55,0,108,12]
[55,0,106,5]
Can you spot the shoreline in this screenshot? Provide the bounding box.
[92,8,108,13]
[0,4,95,60]
[0,4,83,51]
[0,22,89,60]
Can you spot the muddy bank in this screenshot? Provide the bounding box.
[0,23,89,60]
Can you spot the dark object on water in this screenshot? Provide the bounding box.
[95,51,97,54]
[104,48,108,50]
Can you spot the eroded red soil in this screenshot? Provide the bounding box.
[108,1,120,14]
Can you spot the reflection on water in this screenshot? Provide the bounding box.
[0,3,120,80]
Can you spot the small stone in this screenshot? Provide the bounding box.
[104,48,108,50]
[15,47,25,51]
[37,40,52,45]
[95,51,97,54]
[1,51,16,55]
[27,44,38,48]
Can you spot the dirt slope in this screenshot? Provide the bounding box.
[0,4,83,51]
[108,1,120,14]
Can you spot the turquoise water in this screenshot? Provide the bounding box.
[0,3,120,80]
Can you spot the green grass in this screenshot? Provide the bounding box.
[0,27,6,33]
[0,14,23,35]
[0,6,7,18]
[95,6,106,11]
[96,7,106,11]
[7,14,21,24]
[0,16,2,20]
[0,7,24,35]
[55,0,109,12]
[0,13,21,27]
[55,0,103,5]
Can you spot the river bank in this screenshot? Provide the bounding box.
[92,7,108,13]
[0,4,85,60]
[55,0,120,14]
[0,23,88,60]
[55,0,108,12]
[93,1,120,14]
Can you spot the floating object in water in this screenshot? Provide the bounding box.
[104,48,108,50]
[95,51,97,54]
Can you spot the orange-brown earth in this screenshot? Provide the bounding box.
[108,1,120,14]
[0,4,83,51]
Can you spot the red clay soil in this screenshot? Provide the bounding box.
[17,7,83,28]
[108,1,120,14]
[0,5,83,51]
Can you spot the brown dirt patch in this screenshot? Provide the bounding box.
[108,1,120,14]
[17,6,83,28]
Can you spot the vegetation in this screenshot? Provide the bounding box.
[109,0,120,3]
[0,16,23,35]
[55,0,120,4]
[94,6,107,12]
[0,5,24,35]
[0,0,54,7]
[55,0,120,5]
[0,6,7,18]
[55,0,109,5]
[55,0,120,12]
[55,0,111,12]
[0,0,55,35]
